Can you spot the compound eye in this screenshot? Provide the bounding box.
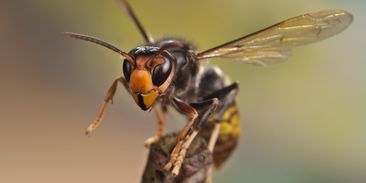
[123,60,132,81]
[152,59,172,86]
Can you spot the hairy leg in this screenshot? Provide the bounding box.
[85,76,128,136]
[206,122,221,183]
[164,97,219,176]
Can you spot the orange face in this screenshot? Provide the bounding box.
[123,48,174,110]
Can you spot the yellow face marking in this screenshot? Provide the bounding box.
[141,90,159,108]
[129,69,153,94]
[130,88,159,110]
[129,68,159,110]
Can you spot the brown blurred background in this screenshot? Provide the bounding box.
[0,0,365,182]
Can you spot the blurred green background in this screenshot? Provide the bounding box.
[0,0,365,182]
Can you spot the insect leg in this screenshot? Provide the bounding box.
[205,122,220,183]
[203,81,239,150]
[201,82,239,182]
[203,82,239,101]
[144,107,166,148]
[164,97,219,176]
[208,123,221,153]
[85,76,128,136]
[163,97,198,174]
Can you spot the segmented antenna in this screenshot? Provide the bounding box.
[62,32,134,63]
[117,0,154,43]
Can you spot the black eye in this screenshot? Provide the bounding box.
[123,60,132,81]
[152,59,172,86]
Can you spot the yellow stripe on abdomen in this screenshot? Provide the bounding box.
[213,104,240,168]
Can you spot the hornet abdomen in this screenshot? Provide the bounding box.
[195,65,240,168]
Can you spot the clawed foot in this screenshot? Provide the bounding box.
[164,158,183,177]
[85,123,96,136]
[163,130,199,176]
[144,136,160,148]
[163,140,184,176]
[85,102,109,136]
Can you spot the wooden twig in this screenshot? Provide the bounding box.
[141,133,213,183]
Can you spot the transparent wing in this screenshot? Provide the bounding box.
[197,9,353,66]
